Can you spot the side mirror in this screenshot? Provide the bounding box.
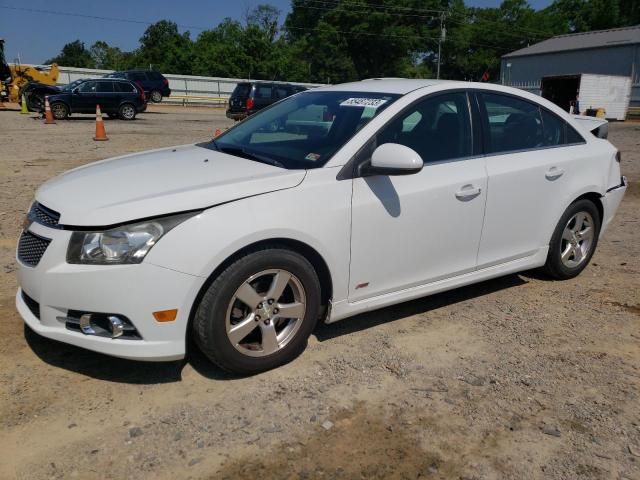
[366,143,423,176]
[72,88,80,94]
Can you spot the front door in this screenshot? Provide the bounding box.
[349,91,488,302]
[73,80,98,113]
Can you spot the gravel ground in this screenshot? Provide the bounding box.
[0,104,639,480]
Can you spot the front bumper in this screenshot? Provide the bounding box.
[15,221,204,361]
[600,176,628,237]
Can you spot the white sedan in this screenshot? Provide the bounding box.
[16,79,627,374]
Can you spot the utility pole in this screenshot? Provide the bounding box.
[437,11,447,80]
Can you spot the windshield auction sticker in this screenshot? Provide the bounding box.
[340,98,388,108]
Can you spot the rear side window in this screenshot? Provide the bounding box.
[148,71,163,80]
[540,108,565,146]
[274,86,289,99]
[255,85,273,99]
[96,81,114,93]
[480,93,543,153]
[115,82,136,93]
[378,92,472,163]
[232,83,251,97]
[128,72,147,81]
[566,124,585,144]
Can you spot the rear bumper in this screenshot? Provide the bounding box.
[600,176,627,237]
[226,110,247,120]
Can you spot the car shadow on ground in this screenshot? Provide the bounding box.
[316,273,528,342]
[24,273,530,384]
[24,325,186,384]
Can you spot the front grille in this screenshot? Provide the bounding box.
[17,231,51,267]
[28,202,61,228]
[21,290,40,320]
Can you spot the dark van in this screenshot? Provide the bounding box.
[105,70,171,103]
[226,82,306,121]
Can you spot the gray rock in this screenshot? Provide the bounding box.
[542,425,561,437]
[322,420,334,430]
[129,427,143,438]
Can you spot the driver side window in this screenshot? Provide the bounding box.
[78,81,97,93]
[377,92,472,164]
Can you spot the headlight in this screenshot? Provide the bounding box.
[67,212,199,265]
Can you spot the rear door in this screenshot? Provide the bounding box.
[95,80,117,112]
[475,91,589,268]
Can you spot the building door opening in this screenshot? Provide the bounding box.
[541,75,581,113]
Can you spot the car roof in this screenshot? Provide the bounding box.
[316,78,463,95]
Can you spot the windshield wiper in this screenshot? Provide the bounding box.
[217,146,284,168]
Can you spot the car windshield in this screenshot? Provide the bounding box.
[60,79,85,91]
[203,90,399,169]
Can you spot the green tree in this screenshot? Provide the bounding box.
[46,40,95,68]
[137,20,193,73]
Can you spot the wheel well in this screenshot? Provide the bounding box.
[187,238,333,338]
[573,192,603,224]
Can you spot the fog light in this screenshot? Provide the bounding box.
[62,311,142,340]
[108,315,124,338]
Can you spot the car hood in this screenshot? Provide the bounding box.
[36,144,306,226]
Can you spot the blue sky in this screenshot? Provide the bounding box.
[1,0,553,63]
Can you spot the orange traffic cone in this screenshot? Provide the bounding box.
[214,128,221,138]
[43,96,56,124]
[93,104,108,141]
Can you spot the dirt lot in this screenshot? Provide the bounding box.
[1,104,639,480]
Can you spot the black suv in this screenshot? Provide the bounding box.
[46,78,147,120]
[104,70,171,103]
[226,82,306,120]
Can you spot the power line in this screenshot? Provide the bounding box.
[287,25,441,41]
[0,4,211,31]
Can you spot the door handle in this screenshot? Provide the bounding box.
[455,184,482,200]
[545,167,565,180]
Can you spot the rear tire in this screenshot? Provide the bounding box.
[543,199,600,279]
[193,247,322,375]
[119,103,137,120]
[50,102,69,120]
[150,90,163,103]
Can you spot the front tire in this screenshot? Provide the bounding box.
[194,248,322,375]
[50,102,69,120]
[543,199,600,279]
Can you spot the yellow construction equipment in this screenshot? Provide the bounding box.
[0,38,59,106]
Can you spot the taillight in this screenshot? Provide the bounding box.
[616,151,621,163]
[135,82,145,102]
[163,78,169,86]
[246,98,254,110]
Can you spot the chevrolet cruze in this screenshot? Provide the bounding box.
[16,79,627,374]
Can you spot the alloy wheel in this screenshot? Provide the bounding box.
[225,269,306,357]
[560,211,595,268]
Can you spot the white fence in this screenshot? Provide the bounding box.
[19,64,323,105]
